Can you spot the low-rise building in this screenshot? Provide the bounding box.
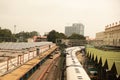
[104,21,120,46]
[27,36,47,42]
[96,31,105,41]
[27,38,34,42]
[95,31,105,46]
[95,21,120,47]
[33,36,47,42]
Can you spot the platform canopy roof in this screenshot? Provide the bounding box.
[86,47,120,75]
[0,42,53,50]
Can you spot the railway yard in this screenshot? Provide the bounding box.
[0,42,91,80]
[1,42,111,80]
[0,1,120,80]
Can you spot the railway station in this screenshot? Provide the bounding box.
[0,42,120,80]
[0,42,59,80]
[0,41,92,80]
[0,0,120,80]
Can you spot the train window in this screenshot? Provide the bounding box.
[77,76,82,80]
[75,68,80,73]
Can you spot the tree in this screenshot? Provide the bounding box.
[15,31,39,42]
[58,33,67,39]
[47,30,57,43]
[68,33,85,40]
[47,30,66,43]
[0,29,13,42]
[30,31,39,37]
[0,27,39,42]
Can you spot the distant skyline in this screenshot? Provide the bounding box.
[65,23,84,37]
[0,0,120,38]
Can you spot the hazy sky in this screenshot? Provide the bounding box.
[0,0,120,37]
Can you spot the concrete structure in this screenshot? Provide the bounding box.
[65,23,84,37]
[56,39,86,47]
[95,21,120,47]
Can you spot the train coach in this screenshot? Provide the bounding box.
[65,46,91,80]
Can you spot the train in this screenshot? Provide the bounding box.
[65,46,91,80]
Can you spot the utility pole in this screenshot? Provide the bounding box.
[12,25,17,42]
[14,25,16,34]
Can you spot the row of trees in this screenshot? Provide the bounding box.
[0,27,85,43]
[47,30,67,43]
[0,27,39,42]
[15,31,39,42]
[47,30,85,43]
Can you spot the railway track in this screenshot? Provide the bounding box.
[28,53,60,80]
[42,55,60,80]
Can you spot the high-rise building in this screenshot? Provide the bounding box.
[65,26,73,37]
[65,23,84,37]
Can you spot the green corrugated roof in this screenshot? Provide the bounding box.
[115,61,120,75]
[101,57,107,66]
[86,47,120,75]
[107,59,116,70]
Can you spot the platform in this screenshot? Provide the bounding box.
[0,46,57,80]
